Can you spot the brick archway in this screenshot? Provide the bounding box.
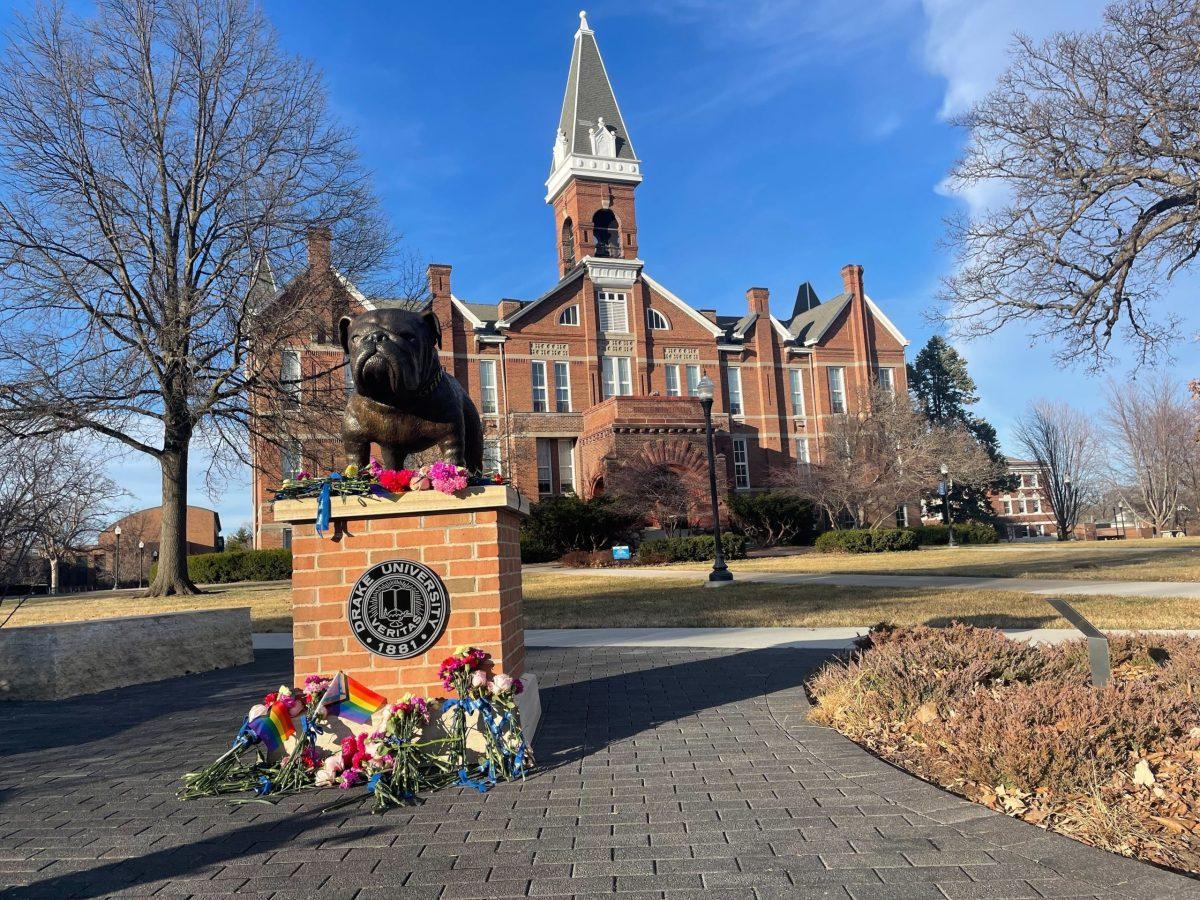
[634,438,708,481]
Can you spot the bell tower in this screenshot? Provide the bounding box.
[547,11,643,279]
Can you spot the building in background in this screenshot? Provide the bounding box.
[250,12,910,548]
[988,459,1056,539]
[92,506,222,587]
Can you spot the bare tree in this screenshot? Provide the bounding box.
[942,0,1200,368]
[38,442,127,594]
[1103,375,1193,532]
[0,441,52,600]
[1014,401,1101,540]
[0,0,393,595]
[782,387,999,529]
[608,456,706,537]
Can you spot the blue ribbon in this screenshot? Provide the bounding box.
[366,772,382,794]
[233,716,259,750]
[440,695,530,786]
[315,481,332,537]
[255,776,273,796]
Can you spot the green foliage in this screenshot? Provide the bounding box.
[727,491,814,547]
[908,522,999,545]
[519,495,640,562]
[814,528,919,554]
[636,534,747,564]
[224,525,253,552]
[149,549,292,584]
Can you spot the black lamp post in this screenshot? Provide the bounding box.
[940,463,957,548]
[113,524,122,589]
[696,375,733,586]
[138,540,146,589]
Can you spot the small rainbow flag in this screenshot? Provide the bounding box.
[248,700,295,754]
[320,671,386,724]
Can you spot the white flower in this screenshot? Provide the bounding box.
[247,704,269,721]
[315,769,336,788]
[470,670,489,689]
[491,673,514,695]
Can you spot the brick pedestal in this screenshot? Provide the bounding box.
[273,486,528,697]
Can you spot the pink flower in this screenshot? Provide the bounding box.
[491,674,513,695]
[470,670,489,689]
[247,703,269,721]
[366,457,383,477]
[322,755,344,776]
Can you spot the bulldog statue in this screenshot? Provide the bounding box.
[340,308,484,472]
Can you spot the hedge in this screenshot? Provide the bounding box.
[519,495,640,563]
[909,522,998,545]
[814,528,919,554]
[636,534,747,564]
[727,491,815,547]
[149,548,292,584]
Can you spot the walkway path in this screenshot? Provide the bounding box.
[2,648,1194,898]
[548,566,1200,598]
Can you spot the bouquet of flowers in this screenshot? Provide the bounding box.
[274,457,504,501]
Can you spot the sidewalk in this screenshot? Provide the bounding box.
[547,566,1200,598]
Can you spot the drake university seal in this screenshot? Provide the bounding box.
[348,559,449,658]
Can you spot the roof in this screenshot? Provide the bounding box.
[556,12,637,163]
[788,292,852,344]
[792,282,820,317]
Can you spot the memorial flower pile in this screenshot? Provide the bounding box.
[179,649,533,815]
[274,456,504,502]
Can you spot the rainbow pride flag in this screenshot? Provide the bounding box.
[320,672,386,724]
[248,700,295,754]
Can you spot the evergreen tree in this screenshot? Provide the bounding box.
[908,337,1010,522]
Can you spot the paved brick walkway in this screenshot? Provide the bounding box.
[1,648,1196,899]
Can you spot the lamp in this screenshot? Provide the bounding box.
[138,540,146,589]
[113,524,122,589]
[696,375,732,585]
[939,463,956,548]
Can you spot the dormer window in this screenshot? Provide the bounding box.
[646,308,669,331]
[589,116,617,158]
[558,305,579,326]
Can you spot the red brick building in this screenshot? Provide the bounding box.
[988,459,1056,539]
[251,12,911,549]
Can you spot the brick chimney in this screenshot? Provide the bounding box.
[746,287,770,316]
[426,262,452,299]
[307,226,332,271]
[498,299,523,321]
[840,263,864,299]
[699,308,719,323]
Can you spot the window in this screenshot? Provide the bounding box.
[1003,499,1013,515]
[732,437,750,489]
[554,360,571,412]
[727,367,743,416]
[601,355,632,397]
[1030,472,1039,488]
[896,506,909,528]
[479,359,498,414]
[280,443,302,480]
[597,291,629,332]
[646,308,669,330]
[281,350,301,407]
[536,440,553,494]
[664,364,681,397]
[1033,498,1042,514]
[281,528,292,551]
[876,367,895,398]
[1019,498,1028,514]
[558,440,575,493]
[535,437,576,495]
[789,369,806,416]
[795,437,809,465]
[483,439,502,475]
[531,361,548,412]
[558,305,579,326]
[686,365,701,397]
[827,366,846,414]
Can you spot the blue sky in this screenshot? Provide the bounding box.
[6,0,1197,535]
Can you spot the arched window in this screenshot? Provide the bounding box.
[591,209,620,258]
[558,305,579,326]
[560,217,575,267]
[646,308,669,330]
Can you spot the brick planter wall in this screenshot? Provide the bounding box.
[274,486,528,697]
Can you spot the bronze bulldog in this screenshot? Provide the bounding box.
[340,308,484,472]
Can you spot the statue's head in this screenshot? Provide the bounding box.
[339,307,442,405]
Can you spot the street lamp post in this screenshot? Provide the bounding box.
[138,540,146,589]
[940,463,957,548]
[696,375,733,586]
[113,524,122,589]
[1064,475,1073,541]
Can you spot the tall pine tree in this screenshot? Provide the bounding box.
[908,337,1011,523]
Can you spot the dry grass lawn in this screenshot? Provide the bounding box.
[2,583,293,632]
[712,538,1200,582]
[521,573,1199,630]
[6,570,1198,633]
